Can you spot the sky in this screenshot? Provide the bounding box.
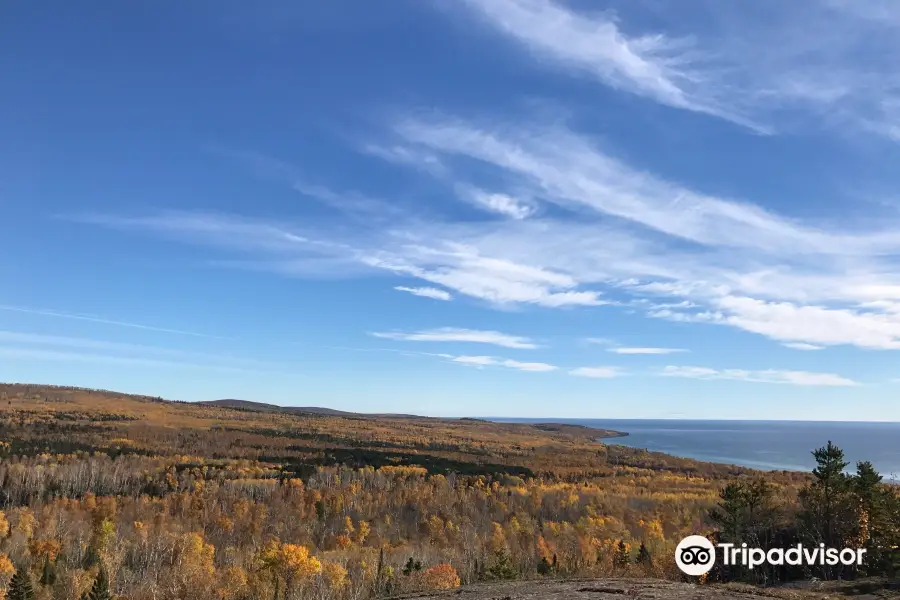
[4,1,900,420]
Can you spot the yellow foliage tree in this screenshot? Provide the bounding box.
[215,565,248,600]
[490,522,506,552]
[0,553,14,578]
[259,539,322,599]
[179,532,216,578]
[278,544,321,580]
[12,508,36,539]
[29,538,62,562]
[355,520,370,545]
[321,561,348,591]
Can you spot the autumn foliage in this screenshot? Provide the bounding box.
[422,564,460,589]
[0,384,893,599]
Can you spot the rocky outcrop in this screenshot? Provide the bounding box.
[392,578,834,600]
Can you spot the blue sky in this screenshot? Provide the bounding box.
[4,0,900,420]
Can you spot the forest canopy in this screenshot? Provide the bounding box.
[0,383,895,600]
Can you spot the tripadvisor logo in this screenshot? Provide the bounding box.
[675,535,867,576]
[676,536,716,576]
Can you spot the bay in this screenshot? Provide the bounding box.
[495,418,900,477]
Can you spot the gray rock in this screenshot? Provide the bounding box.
[390,578,828,600]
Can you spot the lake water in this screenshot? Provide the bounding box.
[495,419,900,477]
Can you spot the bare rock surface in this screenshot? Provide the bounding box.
[390,578,834,600]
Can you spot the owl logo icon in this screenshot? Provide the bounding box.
[675,535,716,576]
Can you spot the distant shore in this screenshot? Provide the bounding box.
[529,422,629,439]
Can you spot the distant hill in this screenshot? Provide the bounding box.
[199,398,424,419]
[198,401,627,439]
[200,399,358,417]
[0,381,771,482]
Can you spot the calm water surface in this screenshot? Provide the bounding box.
[495,419,900,476]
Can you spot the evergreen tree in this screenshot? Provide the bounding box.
[373,547,385,594]
[82,566,112,600]
[636,542,652,566]
[40,556,57,586]
[488,549,516,580]
[536,556,553,576]
[799,442,855,579]
[613,541,630,569]
[402,557,422,576]
[710,483,748,543]
[314,500,326,522]
[801,443,850,541]
[851,461,900,575]
[7,567,35,600]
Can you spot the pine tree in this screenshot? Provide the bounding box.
[800,442,851,544]
[851,461,899,575]
[40,556,57,586]
[488,549,516,580]
[710,483,749,543]
[537,556,553,576]
[82,566,112,600]
[7,567,35,600]
[376,547,384,580]
[613,541,630,569]
[314,500,326,522]
[799,441,855,579]
[636,542,652,566]
[403,557,416,577]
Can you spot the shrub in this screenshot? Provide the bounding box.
[422,564,460,590]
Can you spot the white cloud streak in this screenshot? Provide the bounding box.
[451,355,557,371]
[569,366,623,379]
[370,327,538,349]
[0,331,292,374]
[0,305,228,339]
[661,365,858,387]
[460,187,537,220]
[394,286,453,301]
[394,117,900,256]
[76,109,900,353]
[782,342,825,351]
[608,347,686,355]
[458,0,760,130]
[456,0,900,138]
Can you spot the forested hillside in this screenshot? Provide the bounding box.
[0,383,894,600]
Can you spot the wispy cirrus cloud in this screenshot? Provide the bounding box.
[393,116,900,256]
[456,0,760,130]
[394,286,453,301]
[457,186,537,220]
[450,355,557,372]
[0,330,292,374]
[370,327,538,349]
[783,342,825,351]
[660,365,858,387]
[0,305,229,339]
[608,347,686,355]
[648,295,900,351]
[208,146,402,221]
[569,366,623,379]
[455,0,900,139]
[74,109,900,353]
[329,346,556,372]
[362,243,608,308]
[582,338,685,354]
